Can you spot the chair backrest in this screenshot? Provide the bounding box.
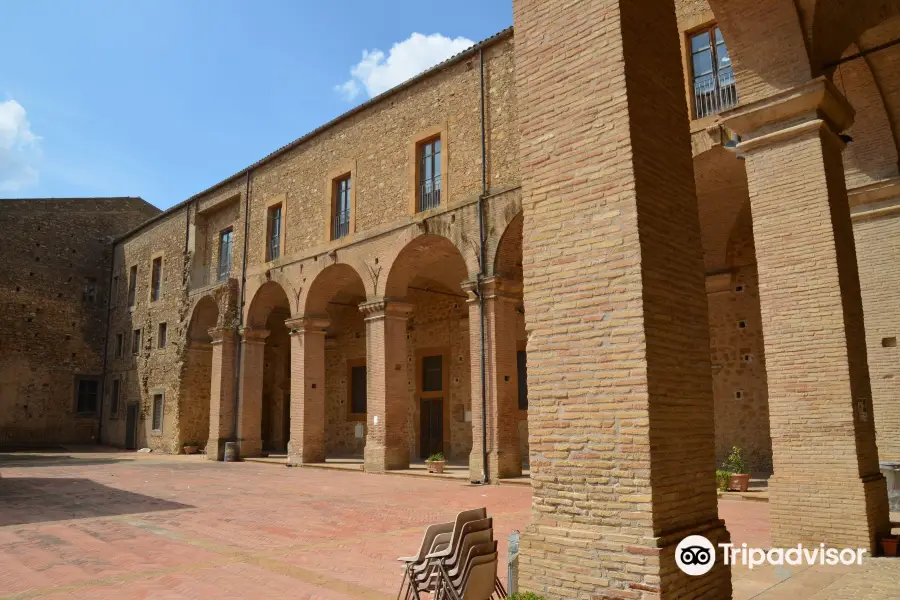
[461,553,498,600]
[451,542,497,589]
[412,521,453,562]
[447,518,492,568]
[450,507,487,547]
[448,528,493,577]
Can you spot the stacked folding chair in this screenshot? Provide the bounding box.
[397,507,507,600]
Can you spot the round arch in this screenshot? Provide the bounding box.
[246,280,291,329]
[302,263,367,316]
[382,233,472,298]
[187,295,220,343]
[492,211,523,282]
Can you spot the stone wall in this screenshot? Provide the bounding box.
[0,198,159,447]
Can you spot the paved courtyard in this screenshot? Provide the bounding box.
[0,449,897,599]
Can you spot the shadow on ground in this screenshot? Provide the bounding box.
[0,477,191,526]
[0,454,128,468]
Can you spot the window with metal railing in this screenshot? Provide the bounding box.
[267,204,282,261]
[418,137,441,212]
[690,26,738,119]
[218,228,233,281]
[333,175,351,240]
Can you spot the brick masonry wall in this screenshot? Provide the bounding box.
[0,198,159,447]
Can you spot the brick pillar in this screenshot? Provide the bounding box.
[723,77,890,551]
[360,299,412,472]
[206,327,236,461]
[285,315,330,465]
[513,0,730,597]
[236,327,269,459]
[464,277,522,482]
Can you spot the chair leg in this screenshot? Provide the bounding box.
[397,567,409,600]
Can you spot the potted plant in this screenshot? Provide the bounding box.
[881,534,899,557]
[722,446,750,492]
[426,452,446,474]
[715,469,731,493]
[183,441,199,455]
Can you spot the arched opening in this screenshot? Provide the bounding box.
[180,295,219,453]
[385,234,471,465]
[492,212,529,473]
[305,264,368,462]
[246,281,291,457]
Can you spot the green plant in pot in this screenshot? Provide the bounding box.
[715,469,731,492]
[426,452,446,474]
[722,446,750,492]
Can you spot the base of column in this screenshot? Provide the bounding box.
[469,451,485,482]
[770,472,890,552]
[519,519,731,599]
[364,443,409,473]
[286,440,326,466]
[236,437,262,459]
[468,450,522,482]
[206,437,228,461]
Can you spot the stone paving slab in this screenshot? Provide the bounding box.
[1,450,898,599]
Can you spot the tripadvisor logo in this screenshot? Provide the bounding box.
[675,535,867,575]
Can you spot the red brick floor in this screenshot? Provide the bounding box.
[0,451,771,599]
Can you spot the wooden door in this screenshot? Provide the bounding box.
[419,397,444,459]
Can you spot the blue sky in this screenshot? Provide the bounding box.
[0,0,511,208]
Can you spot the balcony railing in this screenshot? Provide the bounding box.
[694,68,738,119]
[419,175,442,212]
[333,210,350,240]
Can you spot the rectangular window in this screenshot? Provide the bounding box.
[418,137,441,211]
[115,333,124,358]
[152,393,164,432]
[150,257,162,302]
[158,322,167,349]
[350,364,367,414]
[267,204,282,261]
[333,175,351,240]
[517,350,528,410]
[218,229,233,281]
[422,355,443,392]
[690,25,737,118]
[110,378,120,418]
[76,378,100,415]
[132,328,141,355]
[127,265,137,307]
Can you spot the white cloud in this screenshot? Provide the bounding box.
[336,33,475,101]
[0,99,41,193]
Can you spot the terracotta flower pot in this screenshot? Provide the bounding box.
[881,535,899,557]
[427,461,446,474]
[728,473,750,492]
[183,445,198,455]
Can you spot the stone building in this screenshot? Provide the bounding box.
[2,0,900,596]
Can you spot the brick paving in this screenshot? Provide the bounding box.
[0,451,897,599]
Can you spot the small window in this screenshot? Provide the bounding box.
[267,204,282,261]
[689,25,737,118]
[350,364,367,414]
[158,322,167,349]
[76,378,100,415]
[150,257,162,302]
[152,393,164,432]
[115,333,124,358]
[132,328,141,355]
[110,378,120,418]
[218,229,233,281]
[517,350,528,410]
[422,355,443,392]
[418,137,442,212]
[127,265,137,307]
[333,175,351,240]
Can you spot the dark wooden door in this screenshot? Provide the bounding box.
[125,403,138,450]
[419,398,444,459]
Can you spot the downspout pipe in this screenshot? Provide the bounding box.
[97,234,118,444]
[231,170,252,452]
[476,47,489,484]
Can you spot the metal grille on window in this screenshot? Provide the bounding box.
[268,206,282,260]
[333,177,351,240]
[691,27,737,119]
[218,230,233,281]
[418,138,441,212]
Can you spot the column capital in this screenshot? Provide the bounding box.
[722,77,854,154]
[461,277,523,304]
[208,327,236,344]
[285,315,330,335]
[238,326,270,343]
[358,298,414,319]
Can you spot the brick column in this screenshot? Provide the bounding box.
[464,277,522,482]
[236,327,269,459]
[206,327,236,461]
[285,315,330,465]
[723,77,890,551]
[513,0,730,597]
[360,299,412,473]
